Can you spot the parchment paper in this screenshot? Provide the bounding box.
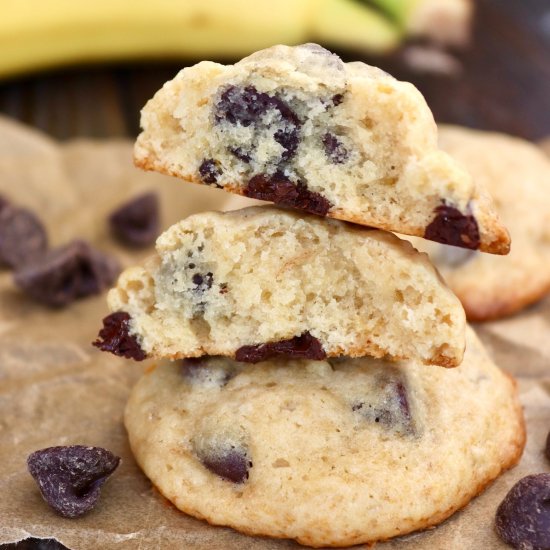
[0,115,549,550]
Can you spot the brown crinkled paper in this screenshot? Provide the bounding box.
[0,115,548,549]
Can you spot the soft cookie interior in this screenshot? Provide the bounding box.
[100,206,466,367]
[134,43,509,254]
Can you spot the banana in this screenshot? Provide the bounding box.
[0,0,401,79]
[369,0,473,45]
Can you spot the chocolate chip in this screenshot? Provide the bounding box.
[332,93,344,106]
[14,240,119,307]
[199,446,251,483]
[244,174,332,216]
[192,272,213,290]
[352,374,414,435]
[216,85,274,127]
[545,431,550,462]
[93,311,146,361]
[216,85,300,128]
[27,445,120,518]
[495,474,550,550]
[235,331,326,363]
[198,159,223,187]
[0,205,48,269]
[109,192,159,247]
[322,133,349,164]
[274,126,300,160]
[228,147,251,163]
[424,202,480,250]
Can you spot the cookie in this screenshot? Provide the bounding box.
[98,206,466,367]
[134,43,509,254]
[125,326,525,547]
[407,126,550,321]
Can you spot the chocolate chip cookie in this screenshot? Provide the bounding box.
[98,206,466,367]
[125,326,524,547]
[134,43,509,254]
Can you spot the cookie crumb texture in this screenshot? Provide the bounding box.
[125,328,524,547]
[134,43,509,254]
[107,206,466,367]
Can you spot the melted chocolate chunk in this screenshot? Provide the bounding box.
[216,85,274,127]
[322,133,349,164]
[27,445,120,518]
[14,240,119,307]
[229,147,251,163]
[199,446,251,483]
[332,93,344,106]
[215,85,300,127]
[495,474,550,550]
[274,126,300,160]
[0,205,48,269]
[352,375,413,435]
[93,311,146,361]
[424,203,480,250]
[235,331,326,363]
[244,174,332,216]
[199,159,223,187]
[109,192,159,247]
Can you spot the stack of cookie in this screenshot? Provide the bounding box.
[94,44,524,547]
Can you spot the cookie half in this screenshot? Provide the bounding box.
[125,326,525,548]
[408,126,550,321]
[134,43,509,254]
[98,206,466,367]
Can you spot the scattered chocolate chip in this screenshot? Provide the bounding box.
[198,159,223,187]
[228,147,251,163]
[235,331,326,363]
[545,431,550,461]
[192,271,214,290]
[0,205,48,269]
[219,283,228,295]
[274,126,300,160]
[424,202,480,250]
[322,133,349,164]
[215,85,300,128]
[495,474,550,550]
[244,174,332,216]
[332,93,344,106]
[93,311,146,361]
[27,445,120,518]
[199,446,251,483]
[216,85,273,127]
[352,374,414,435]
[14,240,119,307]
[109,192,159,247]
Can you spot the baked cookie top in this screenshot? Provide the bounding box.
[408,125,550,321]
[125,326,524,547]
[134,43,509,254]
[97,206,466,367]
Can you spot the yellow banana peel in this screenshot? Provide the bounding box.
[0,0,401,79]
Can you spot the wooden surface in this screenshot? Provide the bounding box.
[0,0,548,142]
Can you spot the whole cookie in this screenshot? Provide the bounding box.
[408,126,550,321]
[134,43,509,254]
[125,327,524,547]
